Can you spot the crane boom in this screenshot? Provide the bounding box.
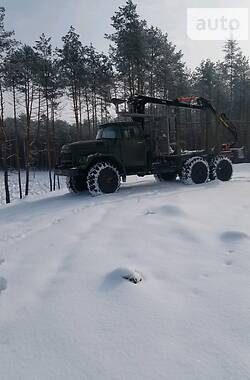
[126,95,238,146]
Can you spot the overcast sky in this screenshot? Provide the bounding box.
[3,0,250,69]
[2,0,250,121]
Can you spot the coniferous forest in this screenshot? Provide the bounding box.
[0,0,250,203]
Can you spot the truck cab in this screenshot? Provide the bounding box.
[96,122,148,173]
[55,121,150,195]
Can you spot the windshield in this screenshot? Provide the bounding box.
[96,126,121,140]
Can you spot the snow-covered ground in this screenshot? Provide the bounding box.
[0,164,250,380]
[0,170,65,206]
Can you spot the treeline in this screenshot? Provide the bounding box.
[0,0,250,203]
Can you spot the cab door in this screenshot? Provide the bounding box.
[121,125,147,170]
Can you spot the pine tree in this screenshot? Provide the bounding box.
[106,0,148,96]
[3,45,23,199]
[85,45,113,134]
[35,34,55,191]
[57,26,85,140]
[13,44,38,196]
[192,59,219,100]
[0,7,15,204]
[152,32,188,98]
[222,39,242,113]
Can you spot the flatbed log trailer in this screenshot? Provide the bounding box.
[55,95,238,196]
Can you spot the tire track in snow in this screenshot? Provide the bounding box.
[0,201,116,311]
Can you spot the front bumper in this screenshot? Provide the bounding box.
[55,165,85,177]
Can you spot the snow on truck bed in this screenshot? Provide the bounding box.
[0,164,250,380]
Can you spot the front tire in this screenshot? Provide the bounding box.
[66,176,87,193]
[87,162,121,196]
[181,157,209,185]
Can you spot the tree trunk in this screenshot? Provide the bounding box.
[78,88,82,139]
[13,83,22,199]
[24,81,34,196]
[45,93,52,192]
[0,82,10,204]
[85,92,91,138]
[51,99,56,191]
[4,166,10,204]
[72,79,80,140]
[34,86,41,145]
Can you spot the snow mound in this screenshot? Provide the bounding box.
[220,230,250,242]
[145,204,186,217]
[101,268,143,289]
[0,277,7,293]
[158,204,186,216]
[120,268,143,284]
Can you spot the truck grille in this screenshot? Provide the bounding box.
[61,152,72,165]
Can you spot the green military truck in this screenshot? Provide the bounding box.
[55,95,237,196]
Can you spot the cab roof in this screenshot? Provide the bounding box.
[98,121,141,129]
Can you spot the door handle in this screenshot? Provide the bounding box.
[137,141,143,144]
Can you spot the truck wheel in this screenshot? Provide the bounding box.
[66,176,87,193]
[181,157,209,185]
[210,156,233,182]
[87,162,121,196]
[154,172,177,182]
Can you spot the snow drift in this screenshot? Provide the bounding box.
[0,164,250,379]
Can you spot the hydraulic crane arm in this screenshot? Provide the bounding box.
[126,95,238,146]
[176,96,238,145]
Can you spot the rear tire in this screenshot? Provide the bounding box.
[66,176,87,193]
[181,157,209,185]
[87,162,120,196]
[210,156,233,182]
[154,172,177,182]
